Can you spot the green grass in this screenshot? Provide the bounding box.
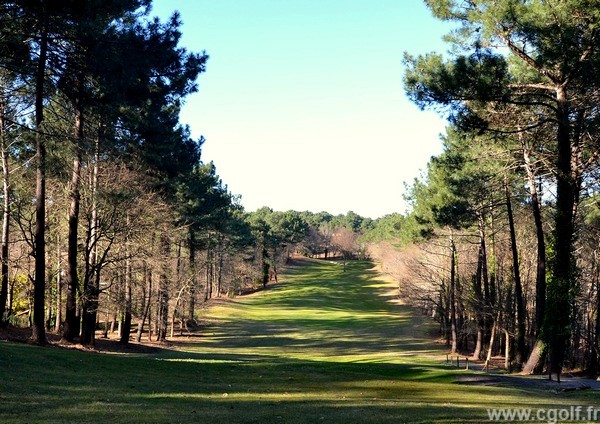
[0,259,596,423]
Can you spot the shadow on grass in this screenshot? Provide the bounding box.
[1,259,592,423]
[1,339,594,424]
[189,259,440,359]
[252,261,405,314]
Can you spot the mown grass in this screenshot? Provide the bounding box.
[0,259,596,423]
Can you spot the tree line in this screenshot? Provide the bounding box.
[365,0,599,381]
[0,1,326,346]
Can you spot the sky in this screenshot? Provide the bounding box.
[150,0,452,219]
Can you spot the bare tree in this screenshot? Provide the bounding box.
[331,227,359,271]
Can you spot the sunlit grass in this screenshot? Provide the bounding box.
[196,260,437,358]
[0,258,596,423]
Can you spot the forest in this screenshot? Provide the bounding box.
[0,1,380,349]
[0,0,599,407]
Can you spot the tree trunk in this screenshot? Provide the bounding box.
[107,312,116,335]
[505,180,526,366]
[441,286,449,346]
[187,230,196,325]
[488,199,497,309]
[45,273,53,330]
[88,253,101,343]
[170,307,176,338]
[148,303,153,341]
[473,326,483,361]
[205,247,214,300]
[570,109,585,221]
[81,135,100,345]
[158,286,168,341]
[54,238,62,333]
[216,248,224,296]
[7,278,13,317]
[592,252,599,373]
[521,136,548,373]
[449,233,458,354]
[157,237,170,341]
[31,15,49,346]
[479,213,490,310]
[169,242,182,338]
[120,256,132,344]
[136,264,152,342]
[261,246,269,288]
[472,216,486,360]
[271,248,278,283]
[102,312,109,338]
[544,85,576,381]
[522,339,545,375]
[0,94,10,325]
[521,134,547,335]
[153,297,159,341]
[504,329,510,370]
[484,316,498,370]
[62,83,84,343]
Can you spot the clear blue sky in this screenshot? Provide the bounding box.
[150,0,451,219]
